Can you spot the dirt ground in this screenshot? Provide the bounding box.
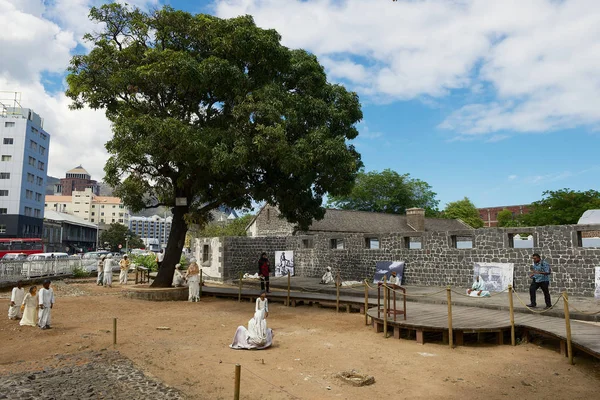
[1,280,600,400]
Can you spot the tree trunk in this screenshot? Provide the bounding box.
[151,204,189,287]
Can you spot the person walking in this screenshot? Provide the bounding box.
[258,253,271,293]
[527,253,552,309]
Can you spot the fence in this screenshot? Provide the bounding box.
[0,258,81,282]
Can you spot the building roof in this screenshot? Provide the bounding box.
[578,210,600,225]
[44,210,97,228]
[307,208,471,234]
[45,195,71,202]
[67,165,90,175]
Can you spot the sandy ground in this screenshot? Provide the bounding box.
[1,280,600,400]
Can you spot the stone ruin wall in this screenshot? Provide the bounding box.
[197,224,600,296]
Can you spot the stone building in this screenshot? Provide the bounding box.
[246,204,470,237]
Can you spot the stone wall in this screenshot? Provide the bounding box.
[246,204,294,237]
[197,224,600,296]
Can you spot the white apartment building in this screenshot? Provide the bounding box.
[129,215,172,251]
[0,104,50,237]
[45,187,129,227]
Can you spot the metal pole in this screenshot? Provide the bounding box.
[364,281,369,325]
[508,284,515,346]
[234,364,241,400]
[383,276,388,338]
[563,292,574,365]
[113,318,117,346]
[287,270,291,307]
[446,286,453,348]
[336,274,340,313]
[238,271,242,302]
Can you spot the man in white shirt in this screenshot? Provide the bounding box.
[38,279,55,329]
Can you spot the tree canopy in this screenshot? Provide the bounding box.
[99,223,145,252]
[66,4,362,286]
[442,197,484,228]
[327,169,439,216]
[496,209,516,227]
[197,214,254,237]
[520,189,600,226]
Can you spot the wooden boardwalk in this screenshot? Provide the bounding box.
[199,285,600,360]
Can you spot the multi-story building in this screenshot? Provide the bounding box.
[43,210,98,253]
[54,165,99,196]
[129,215,172,251]
[478,204,531,227]
[45,187,129,227]
[0,101,50,238]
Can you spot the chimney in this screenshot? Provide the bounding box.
[406,208,425,232]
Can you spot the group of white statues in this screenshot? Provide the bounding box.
[171,258,204,302]
[230,292,274,350]
[7,279,55,329]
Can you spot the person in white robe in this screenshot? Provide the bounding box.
[97,256,105,285]
[320,267,334,284]
[103,254,114,287]
[20,286,38,327]
[230,292,274,350]
[388,271,401,287]
[38,280,55,329]
[172,264,185,287]
[8,281,25,320]
[186,259,200,302]
[119,255,130,284]
[467,276,490,297]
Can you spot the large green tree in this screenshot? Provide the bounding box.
[66,5,362,286]
[443,197,484,228]
[327,169,440,216]
[99,223,145,252]
[520,189,600,226]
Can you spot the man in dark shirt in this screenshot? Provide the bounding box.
[258,252,271,293]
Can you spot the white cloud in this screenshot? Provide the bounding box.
[215,0,600,137]
[508,175,517,181]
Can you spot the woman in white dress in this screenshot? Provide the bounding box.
[186,259,200,302]
[20,286,38,327]
[230,292,274,350]
[103,254,114,287]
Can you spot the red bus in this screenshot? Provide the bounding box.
[0,238,44,259]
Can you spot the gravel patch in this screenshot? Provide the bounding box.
[0,350,185,400]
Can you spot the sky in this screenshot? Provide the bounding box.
[1,0,599,208]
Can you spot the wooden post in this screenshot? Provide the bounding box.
[393,287,397,322]
[446,286,453,348]
[508,284,515,346]
[238,271,242,302]
[287,271,291,307]
[377,283,381,318]
[113,318,117,346]
[383,276,388,338]
[336,274,340,313]
[563,291,574,365]
[364,281,369,325]
[135,267,139,284]
[199,269,203,301]
[234,364,241,400]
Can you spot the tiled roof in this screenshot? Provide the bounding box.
[45,195,71,202]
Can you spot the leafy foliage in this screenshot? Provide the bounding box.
[99,223,145,252]
[496,209,518,227]
[66,4,362,286]
[198,214,254,237]
[327,169,439,216]
[520,189,600,226]
[442,197,484,228]
[72,265,90,278]
[130,253,158,272]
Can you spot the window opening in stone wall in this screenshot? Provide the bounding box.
[577,231,600,248]
[202,244,210,262]
[302,238,314,249]
[330,238,344,250]
[452,235,473,249]
[508,233,534,249]
[365,237,379,249]
[403,236,422,249]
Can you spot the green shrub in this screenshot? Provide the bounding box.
[131,254,158,271]
[73,265,90,278]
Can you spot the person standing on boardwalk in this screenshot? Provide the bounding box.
[38,279,55,329]
[119,255,130,284]
[527,253,552,309]
[258,253,271,293]
[8,281,25,320]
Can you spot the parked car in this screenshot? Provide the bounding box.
[1,252,28,261]
[81,251,112,273]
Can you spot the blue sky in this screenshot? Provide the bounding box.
[3,0,599,209]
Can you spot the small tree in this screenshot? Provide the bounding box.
[198,214,254,237]
[99,223,144,252]
[66,5,362,286]
[496,209,516,227]
[443,197,484,228]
